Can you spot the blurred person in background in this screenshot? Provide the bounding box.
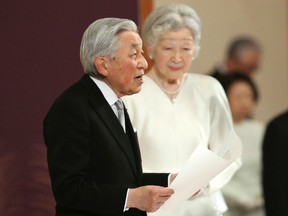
[209,36,261,87]
[262,110,288,216]
[222,73,265,216]
[123,4,242,216]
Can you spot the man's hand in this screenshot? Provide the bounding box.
[127,186,174,212]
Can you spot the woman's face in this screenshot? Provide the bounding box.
[227,81,255,123]
[152,27,195,80]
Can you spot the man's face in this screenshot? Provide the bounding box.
[235,50,260,76]
[103,31,148,97]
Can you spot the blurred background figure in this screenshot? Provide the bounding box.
[262,110,288,216]
[221,73,265,216]
[209,36,262,87]
[124,4,242,216]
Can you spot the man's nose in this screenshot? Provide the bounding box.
[139,54,148,70]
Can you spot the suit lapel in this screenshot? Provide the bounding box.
[80,75,139,177]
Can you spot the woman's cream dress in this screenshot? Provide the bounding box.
[123,73,241,216]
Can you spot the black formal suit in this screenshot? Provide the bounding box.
[44,75,168,216]
[209,67,229,88]
[262,110,288,216]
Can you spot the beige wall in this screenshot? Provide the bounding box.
[154,0,288,124]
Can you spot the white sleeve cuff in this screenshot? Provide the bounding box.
[123,188,130,212]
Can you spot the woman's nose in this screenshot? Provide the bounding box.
[171,50,182,62]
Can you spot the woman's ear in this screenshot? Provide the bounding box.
[146,46,154,60]
[94,57,109,77]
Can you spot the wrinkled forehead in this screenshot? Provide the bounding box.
[118,31,142,47]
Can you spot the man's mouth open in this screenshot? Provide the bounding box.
[135,74,144,80]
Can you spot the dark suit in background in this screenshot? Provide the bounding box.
[262,110,288,216]
[209,67,230,87]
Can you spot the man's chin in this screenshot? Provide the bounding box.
[128,87,142,96]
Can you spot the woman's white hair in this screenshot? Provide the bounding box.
[142,4,201,59]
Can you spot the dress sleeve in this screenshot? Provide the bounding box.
[206,79,242,193]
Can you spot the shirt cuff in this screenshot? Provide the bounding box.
[124,188,130,212]
[168,173,172,186]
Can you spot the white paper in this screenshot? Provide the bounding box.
[161,133,242,210]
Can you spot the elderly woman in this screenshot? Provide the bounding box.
[123,4,241,216]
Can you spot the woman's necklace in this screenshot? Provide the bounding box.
[151,70,187,96]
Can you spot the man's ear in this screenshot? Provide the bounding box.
[94,57,109,77]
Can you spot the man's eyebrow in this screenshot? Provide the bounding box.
[131,42,142,49]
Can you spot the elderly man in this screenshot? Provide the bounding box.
[43,18,174,216]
